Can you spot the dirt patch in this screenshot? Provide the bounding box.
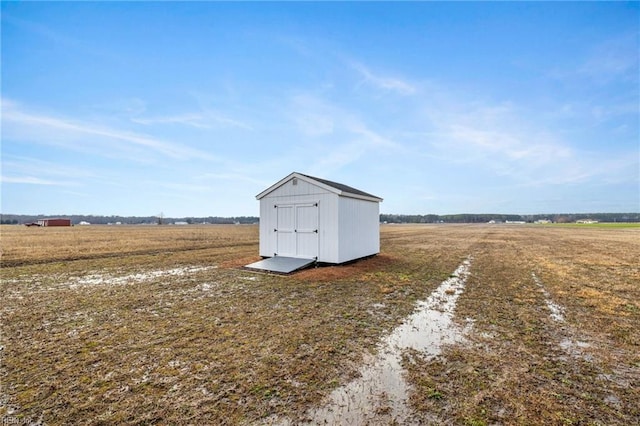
[221,255,262,269]
[293,254,400,282]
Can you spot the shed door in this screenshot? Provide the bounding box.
[275,203,318,259]
[276,205,296,257]
[295,203,319,259]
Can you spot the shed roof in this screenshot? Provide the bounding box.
[256,172,383,202]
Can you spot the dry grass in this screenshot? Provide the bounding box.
[1,224,639,424]
[404,225,640,425]
[0,224,464,424]
[0,225,258,268]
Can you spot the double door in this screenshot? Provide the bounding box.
[275,203,318,259]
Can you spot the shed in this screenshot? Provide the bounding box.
[255,172,383,265]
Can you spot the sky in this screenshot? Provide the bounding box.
[1,2,638,217]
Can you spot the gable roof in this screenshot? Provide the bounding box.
[256,172,383,202]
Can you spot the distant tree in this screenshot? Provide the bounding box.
[157,212,164,225]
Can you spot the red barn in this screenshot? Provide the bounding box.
[37,218,71,227]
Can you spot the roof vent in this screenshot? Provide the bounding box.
[292,177,298,185]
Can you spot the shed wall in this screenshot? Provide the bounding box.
[337,197,380,263]
[259,178,340,262]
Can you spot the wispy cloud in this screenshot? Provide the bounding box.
[2,13,122,63]
[91,98,148,118]
[590,100,639,122]
[351,62,417,95]
[420,95,638,188]
[2,155,96,180]
[547,32,639,86]
[579,32,639,82]
[1,175,72,186]
[293,112,335,137]
[132,111,252,130]
[286,93,400,175]
[306,121,400,175]
[154,182,212,193]
[289,95,336,137]
[196,172,270,187]
[2,99,217,161]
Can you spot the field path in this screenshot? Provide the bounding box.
[268,256,473,425]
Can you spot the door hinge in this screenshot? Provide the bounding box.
[274,228,277,232]
[314,229,318,233]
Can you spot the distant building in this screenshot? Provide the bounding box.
[505,220,526,224]
[174,221,189,225]
[535,219,551,224]
[78,221,91,225]
[37,218,71,227]
[576,219,599,224]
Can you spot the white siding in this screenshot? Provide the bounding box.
[264,177,325,198]
[337,197,380,263]
[259,177,340,262]
[318,194,340,263]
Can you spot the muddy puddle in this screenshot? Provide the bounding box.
[531,272,592,360]
[67,266,216,289]
[267,256,473,425]
[532,272,565,322]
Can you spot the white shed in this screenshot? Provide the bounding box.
[256,172,383,265]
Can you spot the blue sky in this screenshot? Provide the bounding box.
[2,2,638,217]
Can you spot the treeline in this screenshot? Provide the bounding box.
[380,213,640,224]
[0,214,259,225]
[2,212,638,226]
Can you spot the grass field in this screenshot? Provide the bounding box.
[542,222,640,229]
[1,224,638,425]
